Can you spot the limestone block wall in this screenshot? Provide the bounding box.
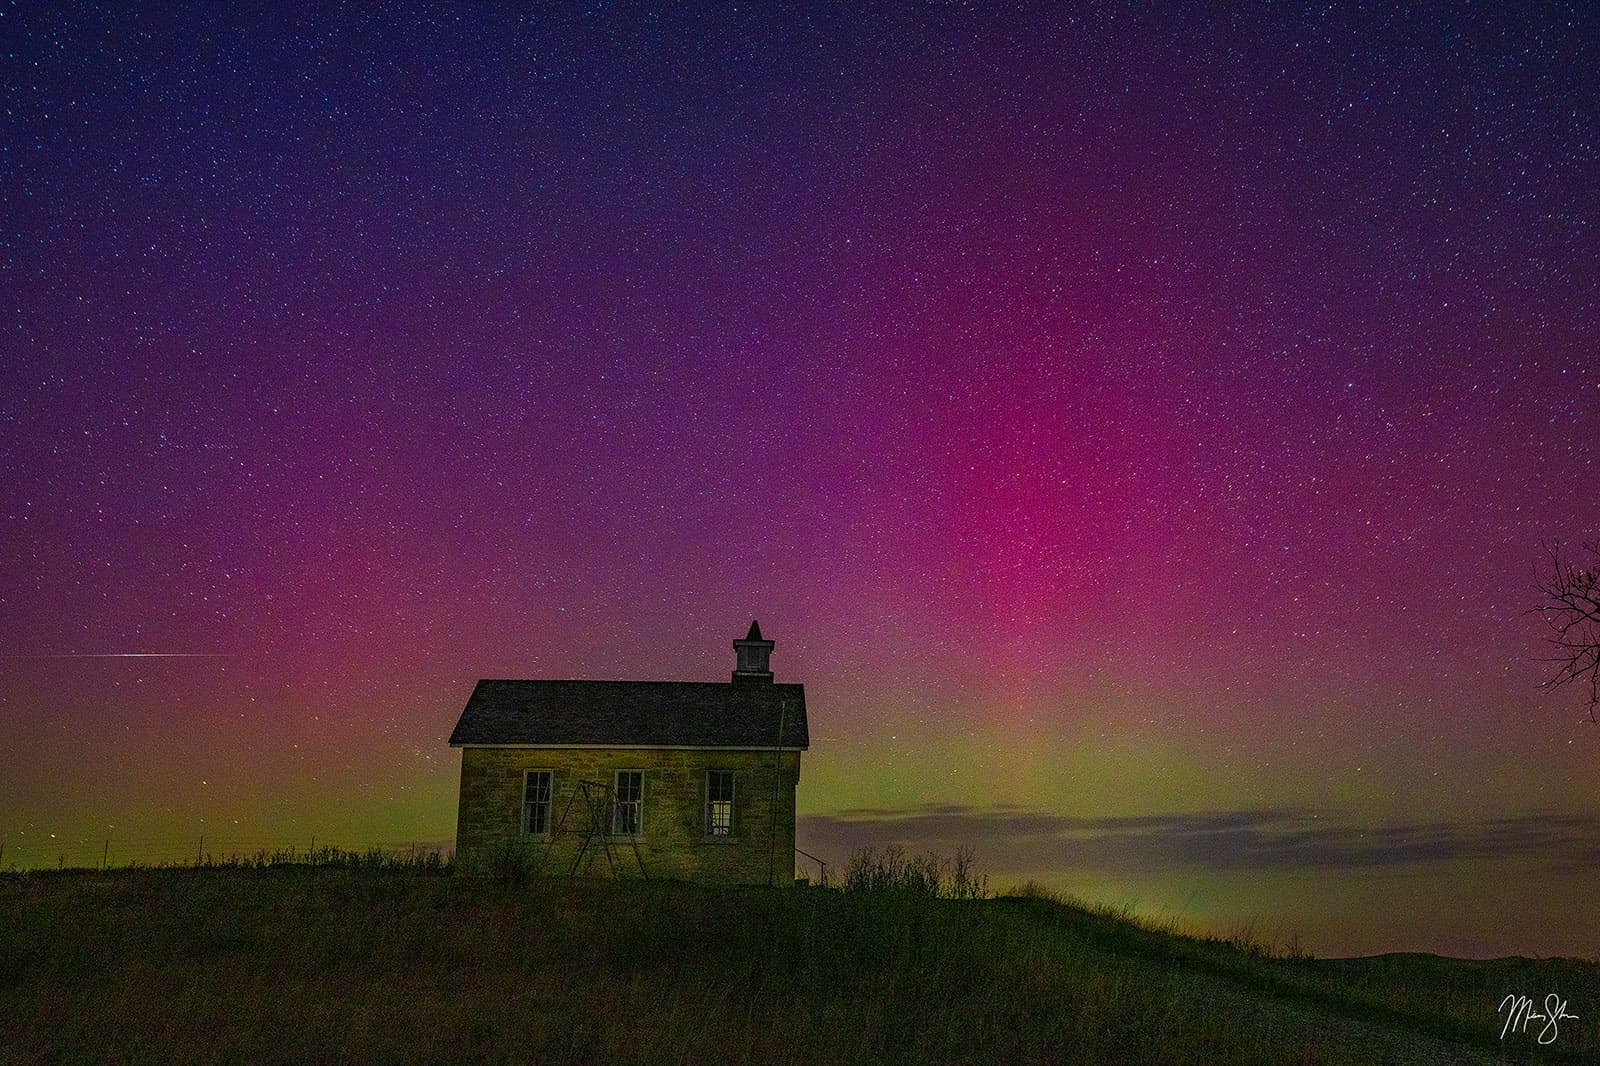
[454,746,801,885]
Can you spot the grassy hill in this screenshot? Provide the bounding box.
[2,856,1596,1064]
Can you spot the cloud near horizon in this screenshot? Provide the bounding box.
[797,805,1600,875]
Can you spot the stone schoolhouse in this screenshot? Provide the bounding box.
[448,622,809,885]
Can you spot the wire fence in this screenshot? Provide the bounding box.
[0,835,455,872]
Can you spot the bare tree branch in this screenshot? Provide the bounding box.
[1531,538,1600,721]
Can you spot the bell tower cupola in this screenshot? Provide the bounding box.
[732,620,775,683]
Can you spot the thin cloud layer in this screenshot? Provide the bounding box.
[799,805,1600,874]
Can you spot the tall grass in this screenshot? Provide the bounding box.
[842,843,990,899]
[104,843,454,874]
[3,855,1596,1064]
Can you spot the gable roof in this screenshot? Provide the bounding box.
[447,679,809,749]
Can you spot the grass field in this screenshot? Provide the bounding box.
[1,851,1595,1064]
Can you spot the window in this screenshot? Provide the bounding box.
[522,770,553,836]
[612,770,643,836]
[706,770,734,837]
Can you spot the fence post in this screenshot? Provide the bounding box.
[196,835,204,867]
[102,840,108,870]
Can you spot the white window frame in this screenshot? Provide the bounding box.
[705,769,735,838]
[521,769,553,837]
[612,769,644,837]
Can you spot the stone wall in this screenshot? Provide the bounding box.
[454,746,801,886]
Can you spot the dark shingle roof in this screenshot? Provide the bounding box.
[447,679,809,749]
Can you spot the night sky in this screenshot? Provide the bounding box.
[4,4,1597,957]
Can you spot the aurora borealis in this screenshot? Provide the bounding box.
[3,4,1597,957]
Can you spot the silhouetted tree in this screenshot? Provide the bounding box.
[1533,538,1600,720]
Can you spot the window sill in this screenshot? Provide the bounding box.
[700,835,741,845]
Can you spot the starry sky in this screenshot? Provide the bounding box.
[3,3,1597,957]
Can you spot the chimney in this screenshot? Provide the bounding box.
[732,620,774,683]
